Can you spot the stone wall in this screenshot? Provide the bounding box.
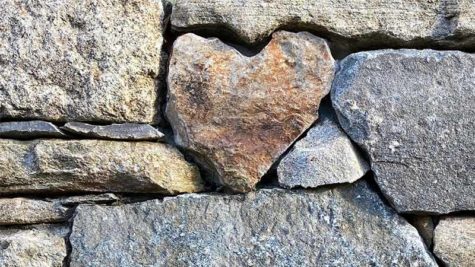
[0,1,474,266]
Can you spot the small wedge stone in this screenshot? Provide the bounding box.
[62,122,165,141]
[0,121,66,139]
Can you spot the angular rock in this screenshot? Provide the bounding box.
[0,121,66,139]
[62,122,165,141]
[48,193,120,206]
[166,31,335,192]
[434,217,475,267]
[0,225,68,267]
[277,111,369,188]
[0,140,204,194]
[0,198,69,226]
[70,181,436,266]
[171,0,475,48]
[332,50,475,214]
[0,0,164,123]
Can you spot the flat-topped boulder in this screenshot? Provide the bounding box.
[0,0,165,123]
[171,0,475,48]
[0,139,204,195]
[332,49,475,214]
[70,181,436,266]
[166,31,334,192]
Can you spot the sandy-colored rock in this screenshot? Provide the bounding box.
[0,139,204,194]
[166,31,334,192]
[0,225,68,267]
[0,0,164,123]
[62,122,165,141]
[171,0,475,48]
[70,181,436,266]
[0,121,66,139]
[277,110,368,188]
[332,49,475,214]
[434,217,475,267]
[0,198,68,226]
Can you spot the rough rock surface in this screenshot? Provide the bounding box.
[0,225,68,267]
[332,50,475,214]
[434,217,475,267]
[277,111,368,188]
[166,31,334,192]
[171,0,475,48]
[0,198,68,225]
[62,122,164,141]
[0,139,204,194]
[0,0,164,123]
[0,121,65,139]
[70,181,436,266]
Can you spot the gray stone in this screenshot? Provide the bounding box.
[0,198,69,226]
[171,0,475,48]
[49,193,120,206]
[70,181,436,266]
[0,121,66,139]
[434,216,475,267]
[277,111,369,188]
[0,225,68,267]
[0,0,165,123]
[0,139,204,195]
[166,31,334,192]
[332,49,475,214]
[62,122,165,141]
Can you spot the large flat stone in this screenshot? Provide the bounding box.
[70,181,436,266]
[0,225,68,267]
[61,122,165,141]
[0,140,204,195]
[0,121,66,139]
[0,0,164,123]
[332,50,475,214]
[171,0,475,48]
[277,111,369,188]
[434,216,475,267]
[166,31,334,192]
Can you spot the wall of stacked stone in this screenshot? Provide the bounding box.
[0,0,474,266]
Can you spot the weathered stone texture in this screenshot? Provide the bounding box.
[0,198,68,225]
[332,50,475,214]
[277,111,368,188]
[171,0,475,47]
[70,181,436,266]
[0,140,204,194]
[434,217,475,267]
[0,121,66,139]
[62,122,164,141]
[0,225,68,267]
[0,0,164,123]
[166,31,334,192]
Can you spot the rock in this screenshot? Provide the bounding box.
[434,217,475,267]
[49,193,120,206]
[70,181,436,266]
[0,0,164,123]
[171,0,475,48]
[166,31,334,192]
[0,121,66,139]
[0,225,68,267]
[406,215,435,247]
[332,50,475,214]
[277,110,369,188]
[0,198,69,226]
[0,139,204,194]
[61,122,165,141]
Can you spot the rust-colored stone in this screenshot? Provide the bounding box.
[166,31,335,192]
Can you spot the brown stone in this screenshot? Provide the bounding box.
[166,31,335,192]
